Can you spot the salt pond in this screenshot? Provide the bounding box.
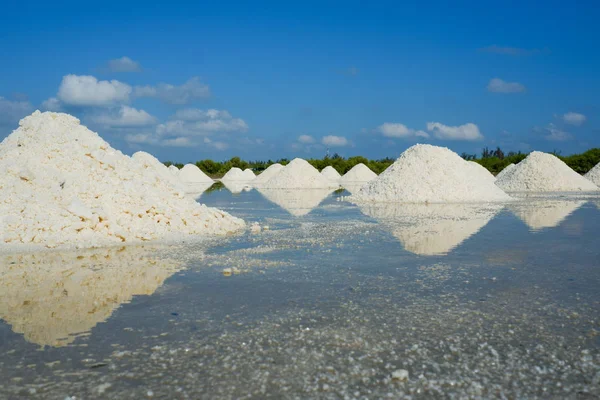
[1,187,599,399]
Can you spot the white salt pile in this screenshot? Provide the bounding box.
[351,144,512,203]
[495,163,516,181]
[252,163,284,187]
[0,111,245,250]
[256,188,334,216]
[509,200,585,231]
[168,165,180,176]
[132,151,184,191]
[340,163,377,184]
[178,163,213,184]
[584,162,600,186]
[262,158,339,189]
[221,167,249,182]
[358,203,502,255]
[468,161,496,182]
[0,245,182,347]
[242,168,256,181]
[495,151,599,192]
[321,166,341,182]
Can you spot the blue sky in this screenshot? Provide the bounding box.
[0,0,598,162]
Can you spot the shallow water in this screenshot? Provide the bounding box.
[1,187,599,399]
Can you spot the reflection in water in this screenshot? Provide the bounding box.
[0,246,183,347]
[357,203,503,255]
[509,200,585,231]
[341,182,368,194]
[221,180,253,194]
[256,188,334,216]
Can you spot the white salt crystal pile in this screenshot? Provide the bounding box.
[252,163,284,187]
[242,168,256,181]
[132,151,184,191]
[221,167,249,182]
[0,111,245,250]
[584,162,600,186]
[351,144,512,203]
[340,163,377,184]
[468,161,495,182]
[495,151,599,192]
[168,165,180,176]
[178,163,214,184]
[495,163,516,181]
[262,158,339,189]
[321,166,341,182]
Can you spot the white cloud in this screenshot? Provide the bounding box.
[57,75,132,106]
[562,112,586,126]
[543,123,571,141]
[487,78,526,93]
[41,97,62,111]
[377,123,429,139]
[124,133,158,145]
[134,77,210,104]
[297,134,315,144]
[322,135,348,147]
[203,137,229,150]
[426,122,483,141]
[91,106,157,127]
[107,56,141,73]
[0,97,33,125]
[162,137,193,147]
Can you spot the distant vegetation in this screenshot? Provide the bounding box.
[164,148,600,177]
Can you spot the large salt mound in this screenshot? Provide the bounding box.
[178,163,213,184]
[468,161,495,182]
[252,163,284,187]
[321,166,341,182]
[495,151,599,192]
[262,158,339,189]
[0,111,245,250]
[242,168,256,181]
[495,163,516,180]
[357,203,502,255]
[584,162,600,186]
[351,144,512,203]
[221,167,248,182]
[340,163,377,184]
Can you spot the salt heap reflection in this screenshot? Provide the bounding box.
[256,188,334,216]
[184,182,215,199]
[509,200,585,231]
[221,180,253,194]
[357,203,503,255]
[0,246,183,347]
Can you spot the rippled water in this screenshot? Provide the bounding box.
[1,187,599,399]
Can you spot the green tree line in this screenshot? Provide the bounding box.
[164,148,600,178]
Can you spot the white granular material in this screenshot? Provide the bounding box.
[321,166,341,182]
[495,151,599,192]
[221,167,248,182]
[468,161,495,182]
[495,163,516,180]
[584,162,600,186]
[351,144,512,203]
[262,158,339,189]
[168,165,180,176]
[242,168,256,181]
[132,151,184,191]
[340,163,377,184]
[252,163,284,187]
[0,111,245,250]
[178,163,213,184]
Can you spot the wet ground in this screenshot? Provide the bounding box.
[1,187,599,399]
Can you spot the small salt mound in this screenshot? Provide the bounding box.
[221,167,248,182]
[352,144,512,203]
[509,200,585,231]
[357,203,502,255]
[495,151,599,192]
[168,165,180,176]
[242,168,256,181]
[256,188,333,216]
[178,163,213,184]
[468,161,495,182]
[495,163,516,181]
[321,166,341,182]
[340,163,377,184]
[262,158,338,189]
[252,163,284,187]
[0,111,244,250]
[584,162,600,186]
[132,151,184,191]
